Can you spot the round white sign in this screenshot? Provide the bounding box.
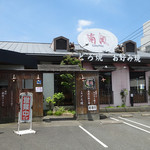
[77,28,118,52]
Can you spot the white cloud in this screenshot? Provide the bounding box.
[77,20,93,32]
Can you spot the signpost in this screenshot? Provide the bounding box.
[76,72,99,120]
[14,92,36,136]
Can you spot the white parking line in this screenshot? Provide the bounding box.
[79,125,108,148]
[118,117,150,129]
[110,117,150,134]
[110,117,120,122]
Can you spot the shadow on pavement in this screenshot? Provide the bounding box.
[100,114,108,119]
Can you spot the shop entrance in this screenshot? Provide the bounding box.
[99,72,113,105]
[130,72,147,103]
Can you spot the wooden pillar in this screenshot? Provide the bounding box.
[76,71,99,120]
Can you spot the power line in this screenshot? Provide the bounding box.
[130,27,150,41]
[119,26,143,43]
[119,21,150,44]
[131,25,150,41]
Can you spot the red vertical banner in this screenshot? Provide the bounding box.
[14,92,36,135]
[21,96,31,121]
[20,93,33,123]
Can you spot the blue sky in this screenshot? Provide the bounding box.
[0,0,150,47]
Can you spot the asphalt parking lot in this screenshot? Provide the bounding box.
[1,112,150,150]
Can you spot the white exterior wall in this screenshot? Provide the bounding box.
[141,20,150,51]
[43,73,54,110]
[112,64,130,106]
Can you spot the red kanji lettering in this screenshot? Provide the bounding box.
[99,33,109,46]
[87,33,96,44]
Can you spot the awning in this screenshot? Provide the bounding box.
[94,65,116,71]
[130,66,150,71]
[0,49,37,69]
[38,64,81,72]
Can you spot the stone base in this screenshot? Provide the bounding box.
[14,129,36,136]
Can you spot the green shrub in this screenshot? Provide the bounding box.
[58,106,65,113]
[46,92,65,109]
[53,106,65,116]
[105,106,115,108]
[47,110,53,115]
[54,111,63,116]
[68,110,76,115]
[53,92,65,106]
[60,55,83,69]
[46,107,76,116]
[121,104,126,107]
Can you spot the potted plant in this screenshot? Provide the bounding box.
[120,89,128,106]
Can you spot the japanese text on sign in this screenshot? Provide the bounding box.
[87,33,109,46]
[79,53,141,62]
[93,90,97,104]
[88,105,97,111]
[21,96,31,121]
[77,28,118,53]
[87,90,90,105]
[80,90,84,105]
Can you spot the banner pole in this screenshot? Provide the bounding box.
[17,112,20,132]
[14,92,36,135]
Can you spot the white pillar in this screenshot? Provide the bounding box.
[141,20,150,51]
[43,73,54,110]
[112,64,130,106]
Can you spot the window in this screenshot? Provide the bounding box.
[99,72,113,104]
[126,42,135,52]
[22,79,33,89]
[0,80,8,88]
[130,72,147,103]
[53,36,69,51]
[145,45,150,53]
[123,40,137,53]
[130,72,145,93]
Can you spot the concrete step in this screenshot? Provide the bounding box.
[141,113,150,117]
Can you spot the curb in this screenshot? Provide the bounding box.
[141,113,150,116]
[100,119,123,124]
[121,114,133,118]
[100,106,150,113]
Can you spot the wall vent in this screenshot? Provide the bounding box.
[51,36,69,51]
[123,40,137,53]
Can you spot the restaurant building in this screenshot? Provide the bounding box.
[0,25,150,122]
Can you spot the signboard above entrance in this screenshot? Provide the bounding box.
[78,28,118,53]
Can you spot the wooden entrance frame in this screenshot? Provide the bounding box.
[0,70,43,123]
[38,64,100,120]
[0,65,100,123]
